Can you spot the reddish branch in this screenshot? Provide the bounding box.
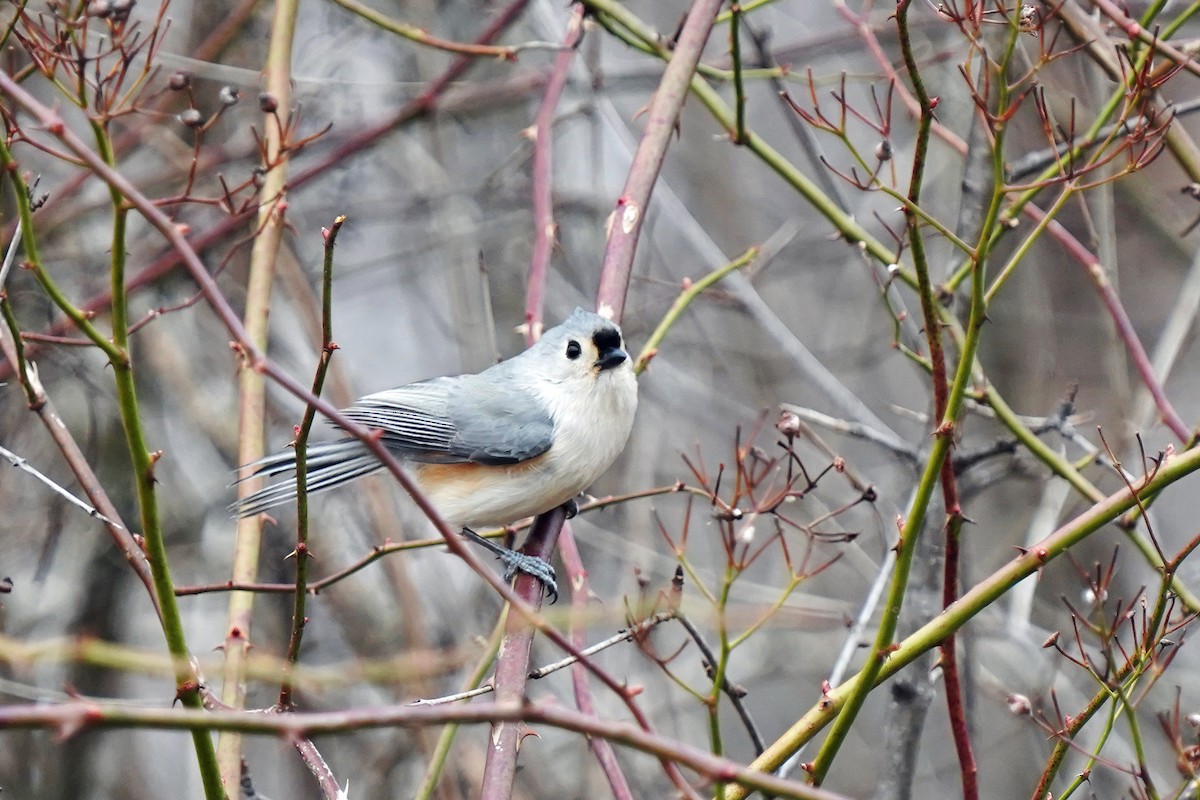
[482,0,727,795]
[594,0,727,320]
[479,507,568,799]
[0,697,850,800]
[524,3,586,344]
[894,2,977,797]
[558,526,636,799]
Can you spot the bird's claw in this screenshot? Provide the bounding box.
[501,554,558,603]
[460,528,559,603]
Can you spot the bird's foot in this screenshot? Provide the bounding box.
[460,528,558,603]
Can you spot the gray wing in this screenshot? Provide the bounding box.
[340,374,553,465]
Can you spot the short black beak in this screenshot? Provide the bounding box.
[595,347,628,371]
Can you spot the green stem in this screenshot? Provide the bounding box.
[635,245,758,373]
[984,184,1072,303]
[726,437,1200,800]
[412,610,507,800]
[95,118,225,797]
[730,2,746,145]
[1160,1,1200,38]
[278,216,345,709]
[809,0,947,782]
[1056,700,1121,799]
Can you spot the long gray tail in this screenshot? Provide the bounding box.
[229,440,383,518]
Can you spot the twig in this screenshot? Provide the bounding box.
[0,443,122,529]
[809,0,975,786]
[557,526,636,799]
[524,2,586,343]
[412,610,677,707]
[778,404,919,464]
[330,0,558,59]
[412,613,506,799]
[677,612,766,755]
[0,699,853,800]
[278,216,345,711]
[594,0,726,321]
[634,245,760,373]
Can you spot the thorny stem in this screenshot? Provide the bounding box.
[557,527,637,799]
[809,0,964,786]
[938,23,1026,800]
[725,437,1200,800]
[979,363,1199,612]
[83,89,228,798]
[525,3,585,343]
[594,0,726,320]
[478,508,566,799]
[0,700,850,800]
[278,216,345,711]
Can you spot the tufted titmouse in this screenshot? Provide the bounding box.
[231,307,638,594]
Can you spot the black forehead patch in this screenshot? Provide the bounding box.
[592,327,622,351]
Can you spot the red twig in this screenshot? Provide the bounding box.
[479,507,567,799]
[837,0,1193,445]
[524,3,585,344]
[595,0,726,320]
[1024,204,1192,442]
[558,526,636,799]
[939,513,977,800]
[894,1,978,795]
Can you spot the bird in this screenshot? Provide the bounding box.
[231,307,639,598]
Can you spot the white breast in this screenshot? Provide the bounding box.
[416,366,638,529]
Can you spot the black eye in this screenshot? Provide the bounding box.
[565,339,582,360]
